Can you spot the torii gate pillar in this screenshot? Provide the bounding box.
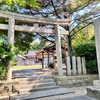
[55,25,63,76]
[7,18,15,80]
[94,18,100,79]
[87,17,100,100]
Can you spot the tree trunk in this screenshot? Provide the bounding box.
[67,35,74,57]
[66,35,74,69]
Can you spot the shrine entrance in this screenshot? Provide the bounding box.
[0,11,71,80]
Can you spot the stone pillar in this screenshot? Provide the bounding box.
[82,57,87,75]
[8,18,15,44]
[94,18,100,79]
[72,56,76,75]
[77,57,82,75]
[67,56,71,76]
[55,24,63,76]
[34,23,39,27]
[87,18,100,99]
[7,18,15,80]
[86,18,100,100]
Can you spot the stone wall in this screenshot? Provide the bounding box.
[54,75,99,87]
[0,80,19,95]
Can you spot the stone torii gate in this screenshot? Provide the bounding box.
[94,17,100,80]
[0,11,71,80]
[87,17,100,99]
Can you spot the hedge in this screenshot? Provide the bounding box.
[73,41,98,74]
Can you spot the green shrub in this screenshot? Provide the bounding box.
[73,41,98,74]
[0,42,16,80]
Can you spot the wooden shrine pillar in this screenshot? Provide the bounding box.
[7,18,15,80]
[55,24,63,76]
[42,52,44,69]
[47,51,50,68]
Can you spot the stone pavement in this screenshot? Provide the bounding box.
[33,86,97,100]
[13,88,74,100]
[12,68,53,78]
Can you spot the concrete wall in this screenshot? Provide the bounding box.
[54,75,99,87]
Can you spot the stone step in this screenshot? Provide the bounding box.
[12,88,74,100]
[19,85,59,93]
[17,82,57,89]
[87,86,100,99]
[18,79,55,85]
[15,75,53,80]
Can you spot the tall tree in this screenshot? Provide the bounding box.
[23,0,100,56]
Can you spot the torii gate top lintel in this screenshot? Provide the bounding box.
[0,10,70,35]
[0,10,71,26]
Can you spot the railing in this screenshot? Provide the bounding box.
[66,56,87,76]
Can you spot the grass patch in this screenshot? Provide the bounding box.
[13,65,42,69]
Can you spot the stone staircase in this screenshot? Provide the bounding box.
[15,75,59,94]
[11,75,74,99]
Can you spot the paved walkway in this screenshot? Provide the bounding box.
[33,86,96,100]
[12,68,53,78]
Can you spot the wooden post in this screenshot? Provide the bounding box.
[34,23,39,27]
[42,52,44,69]
[82,57,87,75]
[67,56,71,76]
[47,51,50,68]
[77,57,82,75]
[53,52,57,70]
[55,24,63,76]
[72,56,77,75]
[7,18,15,80]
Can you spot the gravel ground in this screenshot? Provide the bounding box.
[33,86,96,100]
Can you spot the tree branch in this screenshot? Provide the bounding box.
[70,14,100,36]
[36,33,54,43]
[71,22,92,39]
[51,0,61,18]
[70,0,94,14]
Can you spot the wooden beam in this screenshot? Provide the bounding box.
[0,11,71,26]
[0,24,69,35]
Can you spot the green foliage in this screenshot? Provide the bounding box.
[72,25,95,46]
[0,0,39,8]
[0,42,17,80]
[73,41,98,74]
[86,59,97,73]
[15,32,35,51]
[32,39,49,50]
